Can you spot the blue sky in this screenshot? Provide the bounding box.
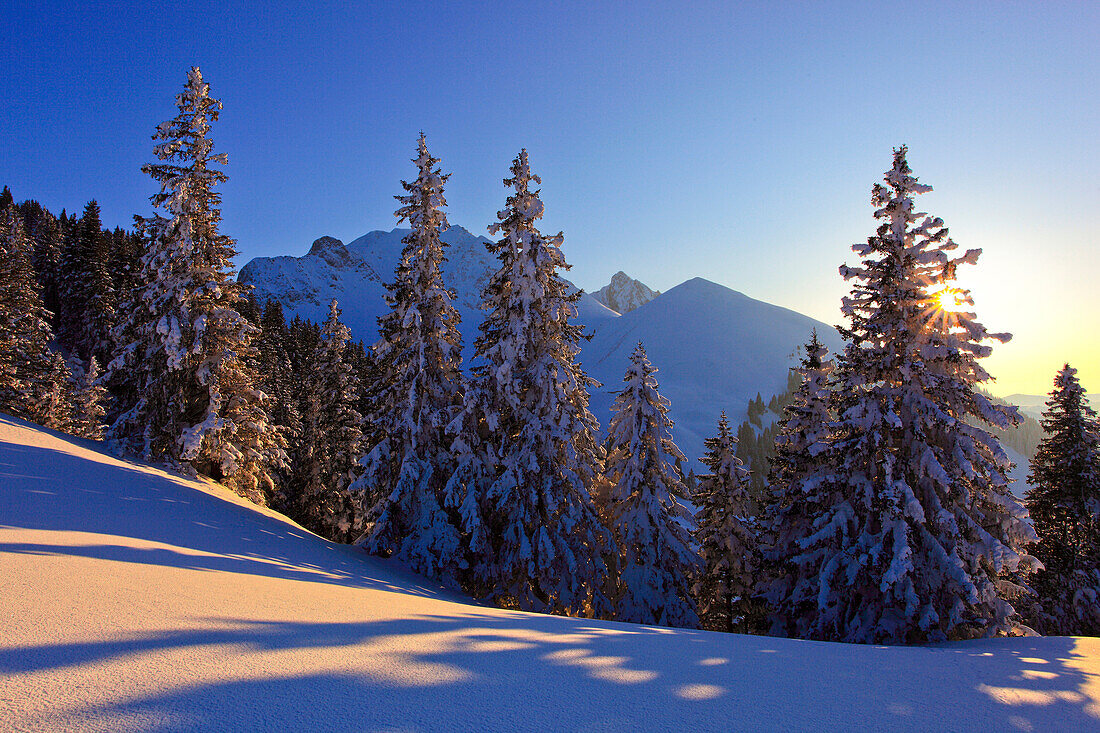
[3,1,1096,396]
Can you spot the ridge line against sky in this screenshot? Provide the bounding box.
[3,1,1096,397]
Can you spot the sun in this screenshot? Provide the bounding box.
[930,284,968,314]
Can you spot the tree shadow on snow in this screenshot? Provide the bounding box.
[5,611,1098,732]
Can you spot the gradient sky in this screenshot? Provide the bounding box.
[3,1,1096,398]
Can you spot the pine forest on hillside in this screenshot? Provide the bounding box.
[3,67,1099,644]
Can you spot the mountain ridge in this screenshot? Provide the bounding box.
[238,227,843,464]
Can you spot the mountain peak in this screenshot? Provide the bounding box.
[306,236,354,267]
[593,272,659,314]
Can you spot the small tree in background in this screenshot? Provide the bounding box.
[293,300,365,541]
[694,412,758,632]
[761,331,834,633]
[1024,364,1100,635]
[0,204,72,430]
[69,356,108,440]
[605,343,698,628]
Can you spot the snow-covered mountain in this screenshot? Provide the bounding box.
[591,271,659,314]
[240,229,841,464]
[4,413,1098,731]
[239,226,618,366]
[582,278,843,465]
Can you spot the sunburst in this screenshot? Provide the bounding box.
[930,284,967,313]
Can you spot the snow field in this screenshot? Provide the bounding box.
[2,414,1098,732]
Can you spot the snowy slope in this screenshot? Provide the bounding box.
[592,271,660,314]
[1005,444,1030,500]
[583,278,844,466]
[2,415,1099,732]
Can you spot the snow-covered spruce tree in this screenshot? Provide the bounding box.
[0,205,72,429]
[694,412,760,633]
[780,147,1038,643]
[604,343,699,627]
[69,356,108,440]
[1024,364,1100,635]
[445,149,613,616]
[291,300,365,542]
[761,331,835,633]
[58,200,117,363]
[350,135,465,580]
[107,67,284,503]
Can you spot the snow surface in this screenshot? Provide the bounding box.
[3,414,1098,732]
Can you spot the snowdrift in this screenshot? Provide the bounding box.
[2,414,1097,732]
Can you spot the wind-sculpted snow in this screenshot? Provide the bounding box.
[2,414,1099,732]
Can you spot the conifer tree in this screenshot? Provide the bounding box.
[69,356,108,440]
[0,205,72,429]
[694,412,759,633]
[774,147,1038,643]
[108,67,284,502]
[350,135,465,579]
[59,200,116,362]
[17,201,64,320]
[1024,364,1100,635]
[256,299,301,447]
[447,149,612,615]
[604,343,698,627]
[291,300,365,542]
[761,331,834,630]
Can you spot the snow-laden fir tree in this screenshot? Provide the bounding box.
[58,200,116,363]
[291,300,365,542]
[779,147,1038,643]
[350,135,465,580]
[1024,364,1100,635]
[69,356,108,440]
[446,149,613,616]
[108,67,284,503]
[761,331,835,633]
[0,204,72,430]
[694,412,759,633]
[604,343,699,627]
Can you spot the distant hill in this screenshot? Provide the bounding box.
[1004,392,1100,421]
